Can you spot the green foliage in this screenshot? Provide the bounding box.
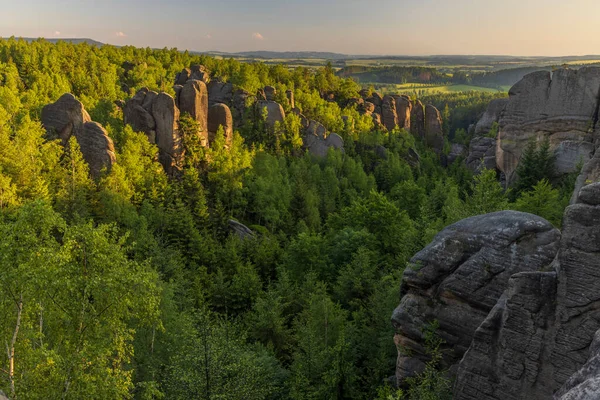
[514,138,556,195]
[515,179,564,227]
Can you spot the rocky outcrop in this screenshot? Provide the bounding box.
[425,104,444,153]
[42,94,115,178]
[124,88,157,142]
[410,100,425,139]
[286,89,295,109]
[152,93,182,173]
[178,79,209,145]
[256,100,285,131]
[303,120,344,157]
[474,98,508,136]
[446,143,467,165]
[496,68,600,181]
[189,65,209,82]
[264,86,276,101]
[232,89,254,129]
[78,122,117,177]
[394,95,412,131]
[41,93,91,143]
[208,80,233,107]
[229,220,255,240]
[450,181,600,400]
[392,211,561,385]
[175,68,191,86]
[382,95,398,131]
[208,103,233,145]
[466,137,497,173]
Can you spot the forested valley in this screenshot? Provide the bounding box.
[0,38,573,399]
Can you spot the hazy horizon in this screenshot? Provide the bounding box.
[2,0,600,57]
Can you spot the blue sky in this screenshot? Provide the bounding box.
[2,0,600,56]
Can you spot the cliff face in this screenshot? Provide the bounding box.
[471,67,600,182]
[394,93,600,398]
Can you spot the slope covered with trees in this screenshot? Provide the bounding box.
[0,38,573,399]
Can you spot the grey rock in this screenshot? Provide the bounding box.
[41,93,91,143]
[570,148,600,204]
[229,219,254,240]
[78,122,117,178]
[208,103,233,145]
[466,137,497,173]
[497,68,600,181]
[264,86,276,101]
[394,95,412,131]
[256,100,285,131]
[286,89,295,109]
[410,100,425,139]
[178,79,209,145]
[189,65,209,83]
[124,89,156,141]
[474,98,508,136]
[425,104,444,153]
[152,92,182,173]
[447,143,467,165]
[392,211,561,386]
[555,330,600,400]
[382,95,398,131]
[208,80,233,106]
[303,121,344,157]
[232,89,254,129]
[175,68,191,85]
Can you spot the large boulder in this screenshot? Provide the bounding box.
[178,80,209,145]
[286,89,295,109]
[189,65,209,82]
[41,93,91,143]
[496,68,600,181]
[208,80,233,106]
[466,137,497,173]
[452,182,600,399]
[425,104,444,153]
[410,100,425,139]
[303,120,344,157]
[382,95,399,131]
[208,103,233,145]
[124,88,156,142]
[392,211,561,385]
[256,100,285,131]
[152,93,182,173]
[78,122,117,177]
[394,95,412,131]
[474,98,508,136]
[264,86,277,101]
[175,68,191,85]
[232,89,254,129]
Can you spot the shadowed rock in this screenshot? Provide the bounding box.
[41,93,91,143]
[178,79,209,144]
[425,104,444,153]
[392,211,561,386]
[175,68,191,85]
[466,137,497,173]
[124,88,156,142]
[303,120,344,157]
[256,100,285,131]
[382,95,398,131]
[208,80,233,106]
[208,103,233,145]
[394,95,412,131]
[474,98,508,136]
[410,100,425,139]
[264,86,276,101]
[152,93,182,173]
[286,89,295,109]
[78,122,117,177]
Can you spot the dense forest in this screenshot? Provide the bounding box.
[0,38,574,399]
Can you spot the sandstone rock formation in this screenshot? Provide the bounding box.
[208,80,233,106]
[256,100,285,131]
[286,89,295,109]
[264,86,276,101]
[410,100,425,139]
[42,94,115,178]
[392,211,561,385]
[496,68,600,181]
[555,329,600,400]
[232,89,254,129]
[425,104,444,153]
[175,68,191,86]
[474,98,508,136]
[189,65,209,82]
[41,93,91,143]
[78,122,117,177]
[229,220,255,240]
[446,143,467,165]
[303,120,344,157]
[178,79,209,145]
[452,181,600,400]
[124,88,157,143]
[208,103,233,145]
[394,95,412,131]
[466,137,497,173]
[152,93,182,172]
[382,95,399,131]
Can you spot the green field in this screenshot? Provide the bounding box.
[376,83,510,95]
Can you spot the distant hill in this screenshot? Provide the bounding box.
[3,37,104,47]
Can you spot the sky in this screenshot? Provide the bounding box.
[1,0,600,56]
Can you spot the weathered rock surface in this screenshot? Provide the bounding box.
[452,182,600,399]
[208,103,233,145]
[41,93,91,143]
[152,93,182,172]
[394,95,412,131]
[496,68,600,181]
[571,148,600,204]
[555,330,600,400]
[256,100,285,130]
[78,122,117,177]
[124,88,157,142]
[232,89,254,129]
[264,86,276,101]
[466,137,497,173]
[229,220,254,240]
[474,98,508,136]
[447,143,467,165]
[286,89,295,109]
[425,104,444,153]
[303,120,344,157]
[392,211,561,386]
[189,65,209,82]
[178,79,209,144]
[42,94,115,178]
[410,100,425,139]
[175,68,191,86]
[207,80,233,106]
[382,95,398,131]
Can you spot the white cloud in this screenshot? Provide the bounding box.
[54,31,61,36]
[115,31,127,37]
[205,34,212,39]
[252,32,264,40]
